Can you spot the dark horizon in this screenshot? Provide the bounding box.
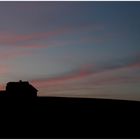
[0,79,140,138]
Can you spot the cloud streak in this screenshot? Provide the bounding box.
[0,50,33,60]
[0,23,105,49]
[31,65,92,87]
[31,54,140,88]
[0,29,66,46]
[0,65,8,75]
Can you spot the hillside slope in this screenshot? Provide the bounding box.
[0,96,140,138]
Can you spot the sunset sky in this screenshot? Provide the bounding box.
[0,1,140,100]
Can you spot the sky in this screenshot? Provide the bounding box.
[0,1,140,101]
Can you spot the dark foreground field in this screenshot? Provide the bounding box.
[0,96,140,138]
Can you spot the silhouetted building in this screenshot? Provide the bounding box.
[0,80,38,97]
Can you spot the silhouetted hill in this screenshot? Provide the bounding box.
[0,96,140,138]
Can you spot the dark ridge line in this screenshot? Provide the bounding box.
[37,96,140,103]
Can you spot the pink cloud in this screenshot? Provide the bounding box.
[19,44,48,48]
[0,84,5,91]
[30,59,140,89]
[115,62,140,71]
[31,65,93,88]
[32,70,91,87]
[0,29,66,45]
[0,50,32,60]
[92,76,140,86]
[0,65,9,75]
[127,62,140,68]
[0,23,104,47]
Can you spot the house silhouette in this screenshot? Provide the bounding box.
[0,80,38,97]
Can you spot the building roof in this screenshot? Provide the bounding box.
[5,80,38,97]
[6,80,37,91]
